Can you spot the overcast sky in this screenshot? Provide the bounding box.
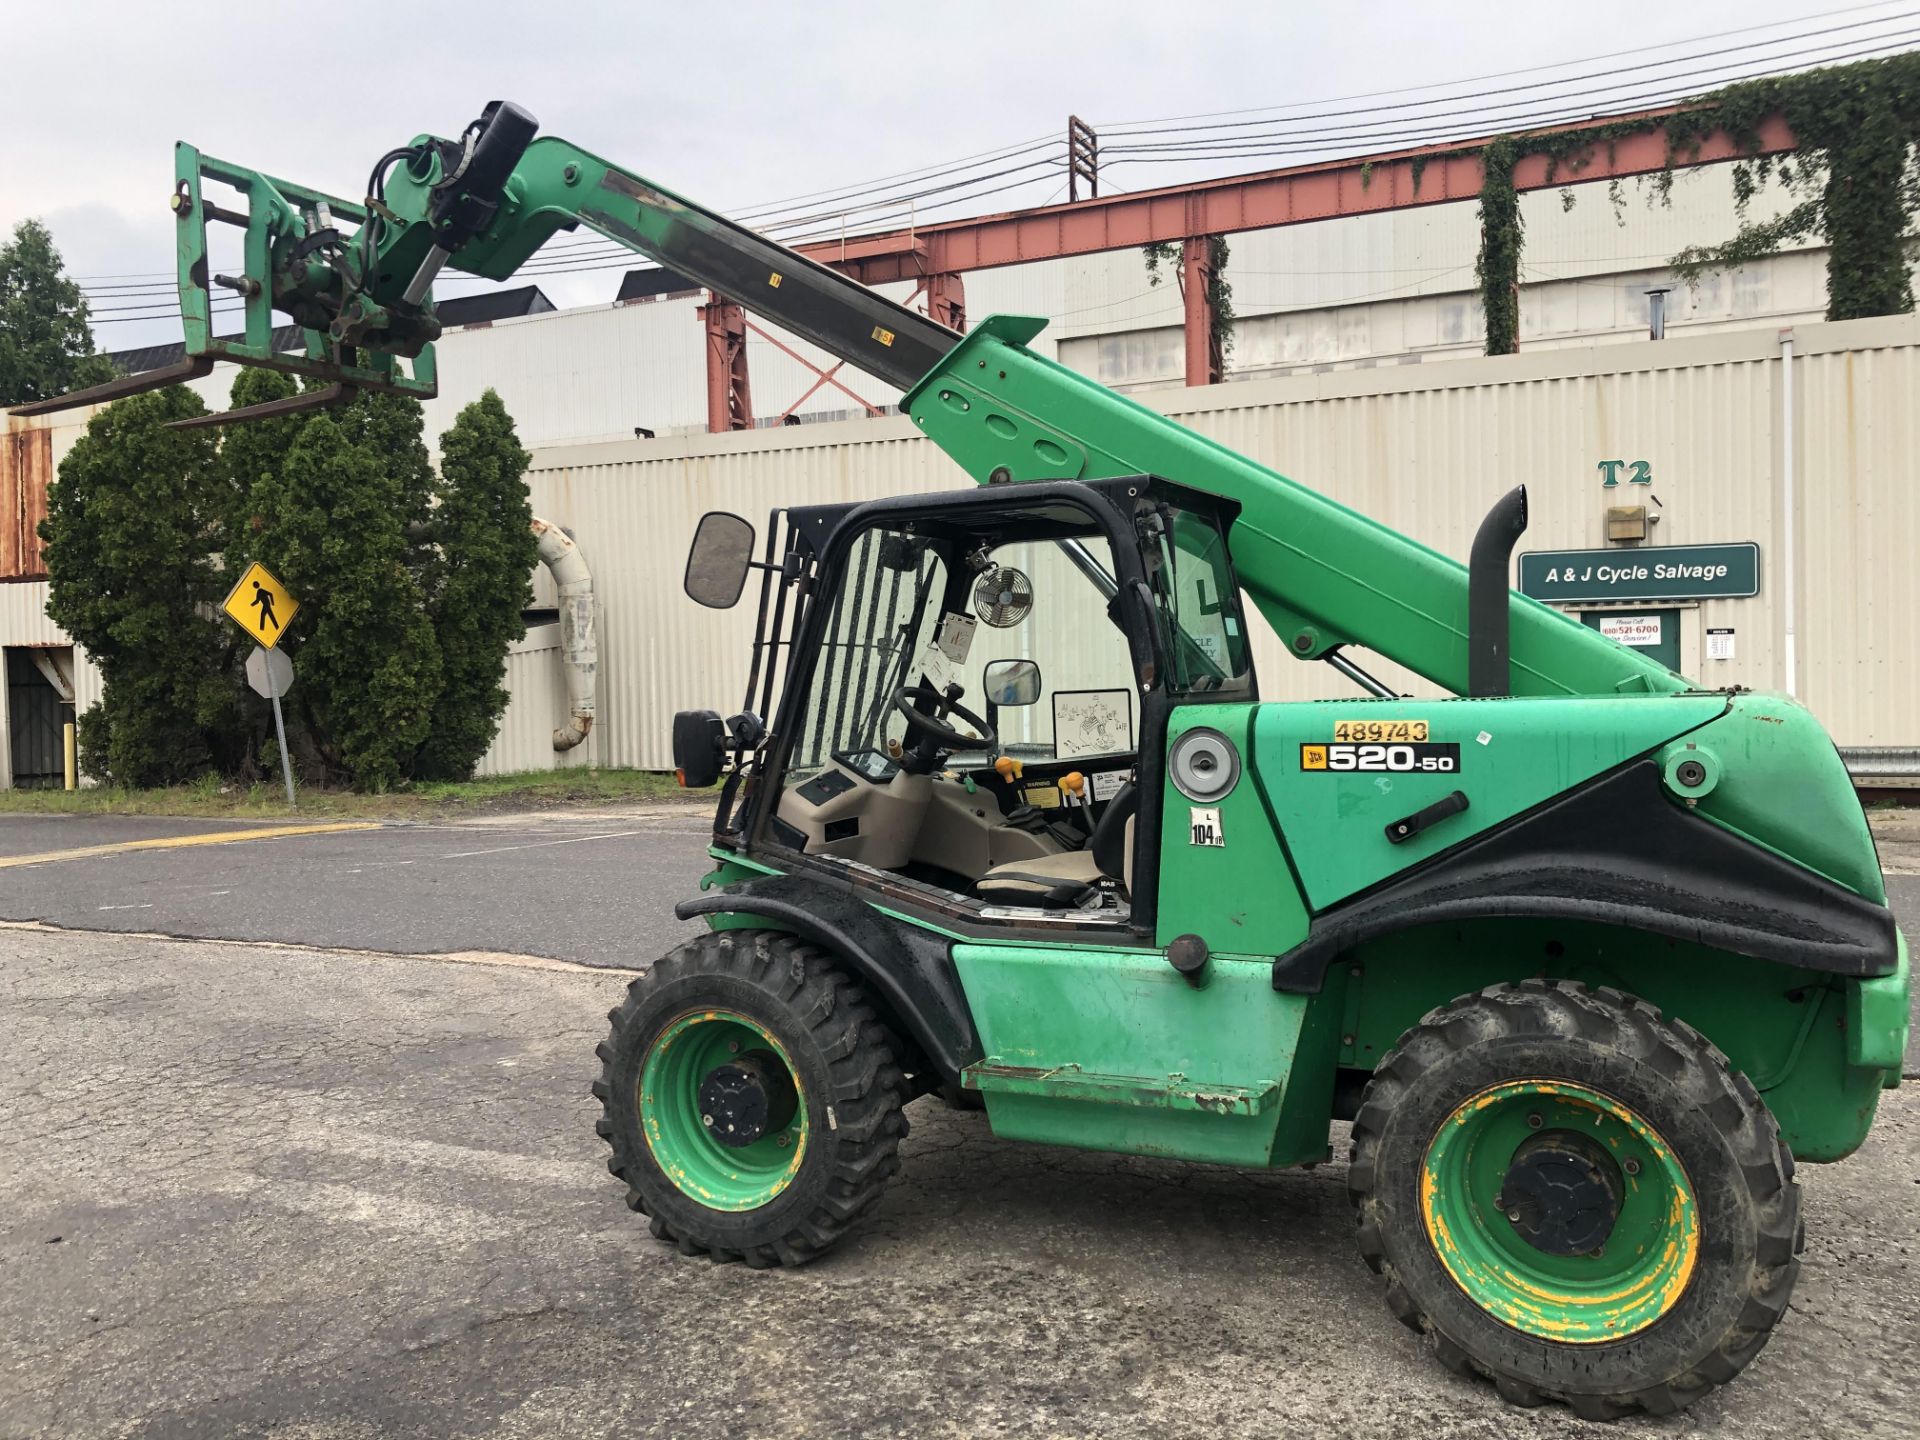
[1,0,1903,350]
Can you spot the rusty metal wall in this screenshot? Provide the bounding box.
[1,426,53,580]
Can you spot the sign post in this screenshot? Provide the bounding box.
[245,646,298,808]
[224,562,303,810]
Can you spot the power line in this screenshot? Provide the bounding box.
[78,9,1918,326]
[445,28,1919,289]
[1094,0,1914,130]
[76,16,1917,299]
[1098,29,1920,159]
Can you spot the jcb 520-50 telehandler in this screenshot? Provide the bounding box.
[20,101,1907,1420]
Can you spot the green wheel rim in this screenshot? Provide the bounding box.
[639,1009,808,1212]
[1420,1079,1699,1344]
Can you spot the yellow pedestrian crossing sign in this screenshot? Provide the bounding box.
[222,562,300,649]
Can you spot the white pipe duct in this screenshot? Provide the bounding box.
[532,517,596,751]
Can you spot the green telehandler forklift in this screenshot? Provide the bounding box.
[18,101,1908,1420]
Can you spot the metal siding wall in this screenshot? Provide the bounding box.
[1154,335,1786,703]
[0,580,100,788]
[516,416,958,770]
[492,315,1919,768]
[1796,327,1920,745]
[477,624,592,777]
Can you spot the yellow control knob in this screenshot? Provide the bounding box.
[1062,771,1086,797]
[993,756,1023,780]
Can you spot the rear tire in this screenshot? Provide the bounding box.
[594,929,909,1266]
[1348,979,1799,1419]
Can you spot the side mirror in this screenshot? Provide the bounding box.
[684,511,756,609]
[983,658,1042,707]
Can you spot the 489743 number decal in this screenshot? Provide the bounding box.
[1300,741,1461,774]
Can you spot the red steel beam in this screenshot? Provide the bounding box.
[798,106,1797,285]
[1180,237,1221,388]
[699,295,752,432]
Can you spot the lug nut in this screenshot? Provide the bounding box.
[1527,1113,1544,1130]
[1624,1158,1642,1176]
[701,1113,714,1127]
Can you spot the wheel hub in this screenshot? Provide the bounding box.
[697,1049,799,1149]
[1498,1129,1624,1256]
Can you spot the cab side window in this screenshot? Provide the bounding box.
[963,539,1138,762]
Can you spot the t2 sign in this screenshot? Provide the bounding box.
[1599,460,1653,487]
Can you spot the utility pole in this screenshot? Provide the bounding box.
[1068,117,1099,201]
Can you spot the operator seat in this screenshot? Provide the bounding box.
[976,784,1138,905]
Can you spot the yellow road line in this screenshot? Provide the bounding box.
[0,821,380,870]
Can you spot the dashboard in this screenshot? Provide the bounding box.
[835,747,902,784]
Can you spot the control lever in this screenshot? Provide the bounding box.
[1060,771,1094,836]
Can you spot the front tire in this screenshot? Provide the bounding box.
[594,929,909,1267]
[1349,979,1799,1419]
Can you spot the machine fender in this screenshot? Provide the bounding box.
[675,873,980,1084]
[1271,761,1899,993]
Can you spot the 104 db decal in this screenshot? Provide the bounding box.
[1300,742,1462,774]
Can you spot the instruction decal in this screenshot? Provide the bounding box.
[1333,719,1429,742]
[1301,742,1461,774]
[1189,806,1225,847]
[935,611,977,664]
[1053,689,1134,759]
[1089,770,1128,802]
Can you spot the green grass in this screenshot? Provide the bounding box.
[0,768,707,821]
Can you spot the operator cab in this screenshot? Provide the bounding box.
[678,477,1254,933]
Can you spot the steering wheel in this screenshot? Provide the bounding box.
[890,682,998,754]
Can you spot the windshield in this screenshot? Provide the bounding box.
[788,526,946,781]
[1144,503,1253,695]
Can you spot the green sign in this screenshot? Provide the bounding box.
[1518,543,1759,603]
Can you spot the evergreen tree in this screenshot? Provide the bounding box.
[38,386,237,784]
[417,390,538,781]
[251,406,443,791]
[216,368,310,775]
[40,367,536,793]
[0,220,115,406]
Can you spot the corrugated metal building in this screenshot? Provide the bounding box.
[474,310,1920,775]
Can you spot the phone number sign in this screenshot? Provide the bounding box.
[1518,543,1759,603]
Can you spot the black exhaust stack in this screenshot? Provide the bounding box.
[1468,485,1528,698]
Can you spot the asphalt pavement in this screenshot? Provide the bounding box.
[2,805,1914,1066]
[0,807,713,965]
[1,806,1917,1437]
[3,925,1917,1440]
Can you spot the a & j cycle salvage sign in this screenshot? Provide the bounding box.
[1517,543,1760,604]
